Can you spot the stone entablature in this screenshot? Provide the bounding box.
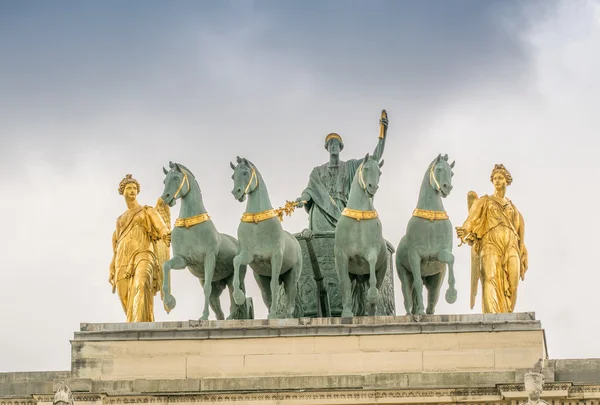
[2,313,599,405]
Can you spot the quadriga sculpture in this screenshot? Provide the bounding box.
[334,153,388,317]
[160,162,253,320]
[230,157,303,319]
[396,154,457,317]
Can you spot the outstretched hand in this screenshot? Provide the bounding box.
[380,116,389,129]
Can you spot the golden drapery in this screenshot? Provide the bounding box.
[463,195,525,313]
[111,206,168,322]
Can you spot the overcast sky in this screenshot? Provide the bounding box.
[1,0,599,372]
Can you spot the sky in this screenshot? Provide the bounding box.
[1,0,599,372]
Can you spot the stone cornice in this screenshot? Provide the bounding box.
[74,313,542,342]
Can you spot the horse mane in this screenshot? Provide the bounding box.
[174,162,196,178]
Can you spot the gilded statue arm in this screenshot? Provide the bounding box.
[147,207,171,244]
[372,111,388,161]
[518,211,528,278]
[456,197,484,244]
[109,231,117,290]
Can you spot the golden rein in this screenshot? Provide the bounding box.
[241,200,307,224]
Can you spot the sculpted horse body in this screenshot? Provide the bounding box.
[160,162,252,320]
[396,154,457,316]
[230,157,302,319]
[334,153,388,317]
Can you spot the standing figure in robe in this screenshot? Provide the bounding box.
[456,164,528,313]
[109,174,171,322]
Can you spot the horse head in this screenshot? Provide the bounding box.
[161,161,195,207]
[230,156,258,202]
[359,153,385,198]
[429,154,455,198]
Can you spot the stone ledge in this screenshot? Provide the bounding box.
[0,371,559,396]
[75,312,540,341]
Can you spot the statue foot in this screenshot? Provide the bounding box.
[163,294,176,312]
[445,287,457,304]
[341,309,354,318]
[233,289,246,306]
[367,287,379,304]
[199,313,209,321]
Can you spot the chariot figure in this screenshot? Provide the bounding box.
[109,174,171,322]
[295,111,388,231]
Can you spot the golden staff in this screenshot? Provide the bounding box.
[379,109,388,139]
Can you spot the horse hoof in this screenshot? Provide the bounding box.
[445,287,457,304]
[233,290,246,306]
[367,287,379,304]
[267,313,279,320]
[426,307,435,315]
[163,294,176,312]
[341,309,354,318]
[199,314,209,321]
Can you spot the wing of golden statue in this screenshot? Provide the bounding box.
[154,197,171,298]
[467,191,480,310]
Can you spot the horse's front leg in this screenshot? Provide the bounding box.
[162,255,187,313]
[366,249,380,306]
[200,252,216,320]
[233,250,253,305]
[335,249,352,317]
[268,249,284,319]
[407,249,425,316]
[438,249,457,304]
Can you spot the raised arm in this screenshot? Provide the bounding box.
[372,110,388,161]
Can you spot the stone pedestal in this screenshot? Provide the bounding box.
[71,312,545,382]
[6,313,600,405]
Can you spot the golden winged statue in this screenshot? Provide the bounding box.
[109,174,171,322]
[456,165,528,313]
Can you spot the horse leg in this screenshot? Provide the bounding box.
[368,252,388,316]
[268,249,285,319]
[398,263,414,315]
[366,250,380,307]
[282,248,302,318]
[254,273,273,315]
[199,253,216,320]
[162,255,187,312]
[335,250,353,318]
[209,279,226,320]
[438,249,457,304]
[232,250,253,305]
[224,266,247,320]
[424,271,444,315]
[407,249,425,315]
